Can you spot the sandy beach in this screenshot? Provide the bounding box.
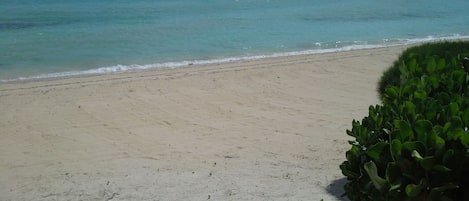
[0,45,406,201]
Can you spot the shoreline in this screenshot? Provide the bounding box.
[2,34,468,84]
[1,45,392,84]
[0,44,417,200]
[0,45,407,91]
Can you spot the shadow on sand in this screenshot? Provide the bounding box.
[326,177,349,201]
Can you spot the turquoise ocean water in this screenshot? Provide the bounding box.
[1,0,469,82]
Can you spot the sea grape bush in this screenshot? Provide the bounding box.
[341,42,469,201]
[378,42,469,101]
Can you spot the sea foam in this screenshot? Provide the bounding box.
[2,34,469,83]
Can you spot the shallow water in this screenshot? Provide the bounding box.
[1,0,468,81]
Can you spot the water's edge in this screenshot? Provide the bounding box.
[2,34,469,84]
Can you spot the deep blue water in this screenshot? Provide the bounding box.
[1,0,469,81]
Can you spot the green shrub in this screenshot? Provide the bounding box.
[378,62,401,100]
[341,41,469,201]
[377,41,469,101]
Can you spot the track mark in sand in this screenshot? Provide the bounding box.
[105,192,119,201]
[140,156,159,161]
[42,193,62,199]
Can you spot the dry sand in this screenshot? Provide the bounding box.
[0,45,406,201]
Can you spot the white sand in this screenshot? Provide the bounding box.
[0,45,406,201]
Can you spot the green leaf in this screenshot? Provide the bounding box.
[385,87,399,99]
[448,103,460,117]
[413,90,427,100]
[426,57,437,73]
[429,183,459,200]
[402,141,425,156]
[445,117,463,137]
[345,145,360,162]
[399,63,407,76]
[402,85,414,96]
[443,149,455,165]
[462,108,469,126]
[432,165,452,172]
[424,99,439,120]
[460,132,469,148]
[366,142,389,161]
[447,128,465,141]
[436,92,451,104]
[342,169,360,179]
[405,179,427,197]
[420,156,436,171]
[340,162,361,179]
[427,75,440,89]
[430,184,459,201]
[452,70,466,86]
[431,183,459,192]
[386,162,401,184]
[411,150,423,160]
[394,120,414,141]
[404,101,416,117]
[364,161,387,191]
[443,122,452,136]
[407,58,417,74]
[346,120,360,137]
[390,139,402,161]
[429,132,445,150]
[414,120,432,146]
[436,58,446,71]
[403,172,420,183]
